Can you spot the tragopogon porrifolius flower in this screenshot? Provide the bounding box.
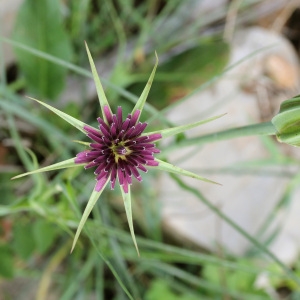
[12,42,223,254]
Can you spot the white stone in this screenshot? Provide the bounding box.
[160,27,300,262]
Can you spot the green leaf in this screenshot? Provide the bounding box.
[33,220,58,254]
[12,157,82,180]
[71,180,109,253]
[0,246,14,278]
[27,96,89,134]
[120,186,139,256]
[155,159,220,185]
[146,113,226,139]
[13,222,35,260]
[132,52,158,118]
[13,0,72,99]
[85,42,112,121]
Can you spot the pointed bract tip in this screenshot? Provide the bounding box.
[154,51,159,64]
[25,95,39,102]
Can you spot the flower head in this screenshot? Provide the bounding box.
[12,42,222,255]
[75,106,161,193]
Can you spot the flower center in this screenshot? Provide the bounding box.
[111,142,132,162]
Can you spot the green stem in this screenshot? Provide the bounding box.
[177,121,276,148]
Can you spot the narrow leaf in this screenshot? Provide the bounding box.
[120,186,139,256]
[132,52,158,117]
[146,113,226,139]
[27,96,89,133]
[85,42,112,120]
[155,159,220,185]
[12,158,82,180]
[13,0,72,99]
[71,180,109,253]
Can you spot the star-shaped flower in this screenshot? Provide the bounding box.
[12,43,222,254]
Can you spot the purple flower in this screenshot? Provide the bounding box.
[75,106,161,193]
[12,43,220,254]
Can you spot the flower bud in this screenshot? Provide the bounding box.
[272,95,300,146]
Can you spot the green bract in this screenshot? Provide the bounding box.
[272,95,300,147]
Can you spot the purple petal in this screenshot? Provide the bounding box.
[123,163,132,176]
[130,155,146,165]
[97,117,110,132]
[139,150,154,156]
[131,143,155,150]
[126,157,138,167]
[87,133,104,144]
[146,160,159,166]
[110,165,117,190]
[130,166,142,181]
[104,160,114,172]
[103,105,113,124]
[123,126,135,139]
[146,133,162,142]
[95,177,108,192]
[135,136,149,143]
[112,115,119,131]
[125,173,132,185]
[127,122,148,138]
[137,164,148,172]
[84,126,102,138]
[121,118,130,132]
[94,162,106,175]
[130,110,140,126]
[122,180,129,193]
[150,148,160,153]
[118,168,124,185]
[84,161,98,169]
[117,106,123,127]
[75,157,91,164]
[110,122,117,137]
[90,143,106,150]
[100,124,111,138]
[141,154,155,161]
[86,150,102,158]
[96,171,108,181]
[76,150,90,158]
